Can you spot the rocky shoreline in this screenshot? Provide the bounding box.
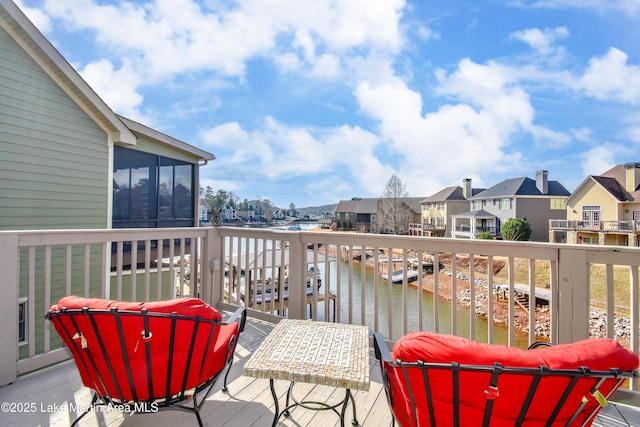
[328,246,633,349]
[447,269,633,348]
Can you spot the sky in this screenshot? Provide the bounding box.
[15,0,640,208]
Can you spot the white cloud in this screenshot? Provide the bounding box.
[38,0,407,116]
[293,30,316,62]
[310,53,341,79]
[570,127,593,142]
[199,118,388,189]
[354,69,526,192]
[580,145,619,177]
[578,48,640,104]
[434,58,539,138]
[627,127,640,144]
[510,27,569,58]
[16,0,51,32]
[199,121,248,147]
[415,23,439,42]
[513,0,640,15]
[26,0,640,204]
[79,59,147,120]
[41,0,405,80]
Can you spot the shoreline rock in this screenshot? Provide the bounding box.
[447,270,632,348]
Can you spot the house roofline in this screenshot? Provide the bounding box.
[118,116,214,161]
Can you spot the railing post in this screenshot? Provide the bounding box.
[557,246,590,343]
[199,229,214,305]
[0,233,19,385]
[208,227,223,306]
[287,233,306,320]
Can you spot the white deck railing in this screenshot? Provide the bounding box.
[1,226,638,391]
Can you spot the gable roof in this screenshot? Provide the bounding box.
[1,0,213,161]
[334,198,378,214]
[120,116,214,161]
[421,185,485,203]
[470,177,569,199]
[451,209,496,218]
[404,197,426,213]
[334,197,424,214]
[354,198,379,214]
[334,199,360,213]
[568,164,640,204]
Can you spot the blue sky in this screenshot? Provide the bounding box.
[16,0,640,208]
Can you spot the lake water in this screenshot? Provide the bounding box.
[317,260,530,348]
[243,223,531,348]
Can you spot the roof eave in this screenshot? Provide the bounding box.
[119,116,214,161]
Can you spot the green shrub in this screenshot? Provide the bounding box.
[501,217,532,241]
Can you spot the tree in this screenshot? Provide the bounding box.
[380,175,411,234]
[501,217,532,241]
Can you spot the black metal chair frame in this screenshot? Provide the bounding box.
[374,333,638,427]
[46,305,247,427]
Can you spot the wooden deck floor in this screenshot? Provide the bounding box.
[0,315,638,426]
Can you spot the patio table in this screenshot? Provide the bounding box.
[243,318,370,426]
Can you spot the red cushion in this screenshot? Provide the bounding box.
[52,295,220,321]
[49,296,234,402]
[388,332,639,427]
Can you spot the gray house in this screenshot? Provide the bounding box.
[333,198,378,232]
[452,170,570,241]
[334,197,424,234]
[1,0,214,232]
[419,179,485,237]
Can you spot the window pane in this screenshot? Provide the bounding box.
[113,147,195,228]
[113,147,157,221]
[159,165,173,219]
[174,164,192,218]
[112,168,129,219]
[130,167,153,219]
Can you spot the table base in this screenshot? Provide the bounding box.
[270,380,359,427]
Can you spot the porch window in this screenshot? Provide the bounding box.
[113,147,195,228]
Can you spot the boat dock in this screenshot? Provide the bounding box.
[496,283,551,306]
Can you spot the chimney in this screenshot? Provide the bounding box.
[463,178,472,199]
[624,162,640,192]
[536,170,548,194]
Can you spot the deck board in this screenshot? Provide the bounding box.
[0,316,636,426]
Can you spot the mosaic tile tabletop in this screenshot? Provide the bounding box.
[243,319,370,391]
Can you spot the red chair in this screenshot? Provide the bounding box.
[374,331,639,427]
[46,296,246,427]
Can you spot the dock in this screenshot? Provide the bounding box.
[496,283,551,306]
